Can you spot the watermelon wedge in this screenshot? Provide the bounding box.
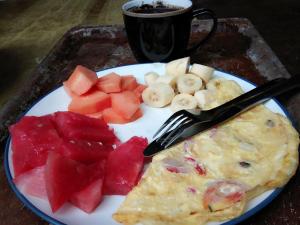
[13,166,47,199]
[70,160,106,213]
[59,139,113,164]
[45,152,91,212]
[53,111,117,145]
[104,136,148,195]
[9,115,62,177]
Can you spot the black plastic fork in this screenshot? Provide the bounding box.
[144,76,300,156]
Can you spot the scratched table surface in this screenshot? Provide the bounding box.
[0,18,299,225]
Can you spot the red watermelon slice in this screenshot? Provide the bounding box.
[70,160,106,213]
[13,166,47,199]
[45,152,92,212]
[70,178,104,213]
[59,139,113,164]
[9,115,62,177]
[53,111,117,145]
[104,136,148,195]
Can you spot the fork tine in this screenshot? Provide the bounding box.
[153,110,188,138]
[153,114,186,138]
[164,120,196,148]
[159,117,193,146]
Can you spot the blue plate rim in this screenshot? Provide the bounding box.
[4,63,294,225]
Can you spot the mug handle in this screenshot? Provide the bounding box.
[186,8,217,54]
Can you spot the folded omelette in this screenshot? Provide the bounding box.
[114,78,299,225]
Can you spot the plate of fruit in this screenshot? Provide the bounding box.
[4,57,292,225]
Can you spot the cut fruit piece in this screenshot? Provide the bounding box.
[13,166,47,199]
[53,111,117,145]
[165,57,190,77]
[155,75,177,88]
[104,136,148,195]
[194,90,215,109]
[142,83,175,108]
[189,63,214,84]
[9,115,62,177]
[66,65,98,96]
[144,72,159,85]
[121,75,138,91]
[133,84,147,102]
[54,111,107,129]
[111,91,140,120]
[70,178,103,213]
[68,90,111,114]
[170,93,198,112]
[59,139,113,164]
[45,152,91,212]
[96,73,122,93]
[102,108,143,124]
[102,108,128,124]
[70,160,106,213]
[177,73,203,94]
[63,81,78,98]
[85,111,103,120]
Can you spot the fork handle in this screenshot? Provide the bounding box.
[211,76,300,120]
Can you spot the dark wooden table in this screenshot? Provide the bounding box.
[1,18,299,225]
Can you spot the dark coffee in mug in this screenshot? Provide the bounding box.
[128,2,183,14]
[122,0,217,62]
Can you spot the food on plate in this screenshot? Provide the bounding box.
[144,72,159,85]
[113,79,299,225]
[63,81,77,98]
[104,137,148,195]
[121,75,139,91]
[96,72,122,93]
[13,166,47,199]
[142,83,175,107]
[102,108,143,124]
[204,78,244,110]
[177,73,203,94]
[65,65,98,95]
[165,56,190,77]
[68,89,111,114]
[155,75,177,88]
[53,111,117,144]
[69,160,106,213]
[58,139,113,164]
[63,66,146,124]
[45,151,94,212]
[189,63,214,84]
[170,93,198,113]
[70,177,104,213]
[133,84,147,102]
[142,57,215,111]
[10,111,148,213]
[110,91,141,120]
[85,111,103,119]
[194,90,215,109]
[9,115,62,177]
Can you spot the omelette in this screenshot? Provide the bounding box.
[113,78,299,225]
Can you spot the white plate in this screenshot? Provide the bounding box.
[5,63,290,225]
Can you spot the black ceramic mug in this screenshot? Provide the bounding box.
[122,0,217,62]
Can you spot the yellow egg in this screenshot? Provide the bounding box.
[113,78,299,225]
